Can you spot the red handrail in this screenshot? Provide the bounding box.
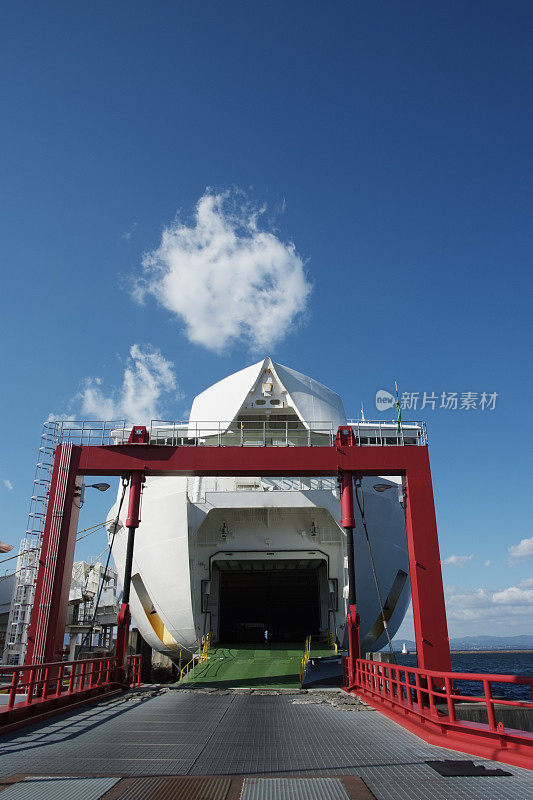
[127,654,142,687]
[0,654,143,732]
[345,657,533,771]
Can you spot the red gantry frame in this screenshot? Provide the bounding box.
[18,424,533,769]
[26,425,451,674]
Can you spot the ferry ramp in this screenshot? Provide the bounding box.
[0,687,533,800]
[180,643,333,689]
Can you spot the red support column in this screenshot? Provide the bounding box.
[25,444,82,665]
[404,452,451,672]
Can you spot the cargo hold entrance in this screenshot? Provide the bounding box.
[213,556,324,644]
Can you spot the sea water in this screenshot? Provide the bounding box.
[395,651,533,701]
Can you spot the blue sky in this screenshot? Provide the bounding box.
[1,1,532,638]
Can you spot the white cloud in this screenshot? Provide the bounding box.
[79,344,178,423]
[398,580,533,639]
[398,579,533,638]
[3,480,13,491]
[492,586,533,605]
[443,554,474,567]
[441,582,533,636]
[133,190,312,353]
[508,536,533,563]
[484,560,491,567]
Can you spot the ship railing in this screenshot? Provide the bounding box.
[150,420,336,447]
[300,630,339,682]
[346,420,427,446]
[179,631,213,683]
[346,657,533,769]
[149,420,428,447]
[40,417,427,448]
[261,477,338,492]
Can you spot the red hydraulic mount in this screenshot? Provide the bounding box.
[336,426,360,687]
[114,470,144,678]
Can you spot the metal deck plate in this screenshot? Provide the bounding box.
[241,777,351,800]
[101,775,232,800]
[0,776,119,800]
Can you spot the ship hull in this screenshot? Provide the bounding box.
[110,474,410,659]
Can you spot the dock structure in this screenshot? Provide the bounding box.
[1,418,533,786]
[1,687,533,799]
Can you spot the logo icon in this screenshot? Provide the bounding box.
[375,389,395,411]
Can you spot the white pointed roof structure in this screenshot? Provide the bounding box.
[189,357,347,432]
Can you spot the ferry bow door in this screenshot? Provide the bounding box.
[211,553,326,644]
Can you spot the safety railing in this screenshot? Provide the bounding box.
[326,629,338,654]
[149,420,428,447]
[300,636,313,681]
[347,658,533,770]
[45,419,128,446]
[0,654,143,732]
[346,420,427,446]
[0,656,117,711]
[42,418,428,448]
[261,477,337,492]
[300,630,339,681]
[179,632,212,682]
[151,421,336,447]
[127,654,142,687]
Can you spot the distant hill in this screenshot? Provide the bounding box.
[390,634,533,651]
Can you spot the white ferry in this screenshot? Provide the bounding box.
[109,358,417,659]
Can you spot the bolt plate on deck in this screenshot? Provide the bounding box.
[100,775,232,800]
[0,777,119,800]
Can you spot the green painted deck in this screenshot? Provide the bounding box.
[181,642,334,689]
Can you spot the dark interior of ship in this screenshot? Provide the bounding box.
[218,568,320,643]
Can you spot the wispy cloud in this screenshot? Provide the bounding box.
[133,189,312,353]
[508,535,533,563]
[443,554,474,567]
[3,480,13,491]
[121,222,138,241]
[443,583,533,635]
[79,344,178,423]
[398,578,533,639]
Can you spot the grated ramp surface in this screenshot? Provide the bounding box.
[0,776,118,800]
[0,689,533,799]
[241,777,351,799]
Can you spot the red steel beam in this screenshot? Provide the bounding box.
[77,441,432,477]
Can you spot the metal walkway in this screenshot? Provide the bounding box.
[0,688,533,799]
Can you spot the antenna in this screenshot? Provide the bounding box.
[394,381,402,434]
[360,402,365,421]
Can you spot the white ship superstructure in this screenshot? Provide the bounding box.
[110,358,418,659]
